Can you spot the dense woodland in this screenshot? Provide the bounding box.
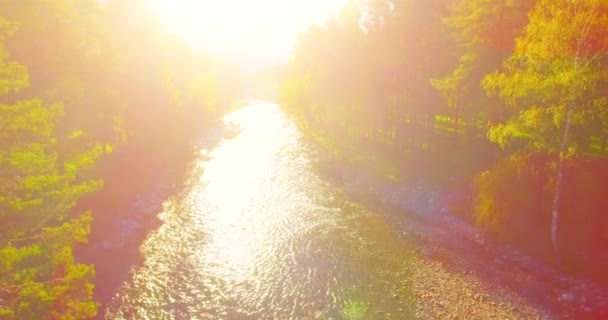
[281,0,608,280]
[2,0,608,318]
[0,1,238,318]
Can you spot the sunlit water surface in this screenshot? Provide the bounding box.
[105,103,414,320]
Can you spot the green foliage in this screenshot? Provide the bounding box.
[0,1,238,319]
[0,17,99,320]
[0,18,27,95]
[284,0,608,273]
[483,0,608,154]
[281,0,456,152]
[433,0,535,136]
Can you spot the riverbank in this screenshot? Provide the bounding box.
[312,141,608,319]
[73,117,233,318]
[74,146,194,309]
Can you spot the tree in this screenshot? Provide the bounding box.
[0,17,100,319]
[483,0,608,256]
[432,0,535,140]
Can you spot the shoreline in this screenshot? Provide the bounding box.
[74,147,195,319]
[74,118,230,319]
[314,150,608,318]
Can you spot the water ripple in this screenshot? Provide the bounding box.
[105,102,414,320]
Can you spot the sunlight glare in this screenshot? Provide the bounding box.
[146,0,347,63]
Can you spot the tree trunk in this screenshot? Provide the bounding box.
[552,38,585,258]
[536,155,546,218]
[551,103,574,257]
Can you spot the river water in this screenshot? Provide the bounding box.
[105,102,417,319]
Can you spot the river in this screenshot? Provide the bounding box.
[103,102,608,319]
[104,102,418,319]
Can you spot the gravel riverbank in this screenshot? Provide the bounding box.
[319,159,608,319]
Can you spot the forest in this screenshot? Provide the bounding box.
[281,0,608,282]
[0,1,239,318]
[2,0,608,318]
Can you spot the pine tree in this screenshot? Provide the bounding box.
[432,0,535,139]
[0,17,100,320]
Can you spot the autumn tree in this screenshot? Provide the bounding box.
[482,0,608,255]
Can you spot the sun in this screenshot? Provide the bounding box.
[145,0,347,63]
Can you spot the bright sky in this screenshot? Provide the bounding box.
[145,0,347,66]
